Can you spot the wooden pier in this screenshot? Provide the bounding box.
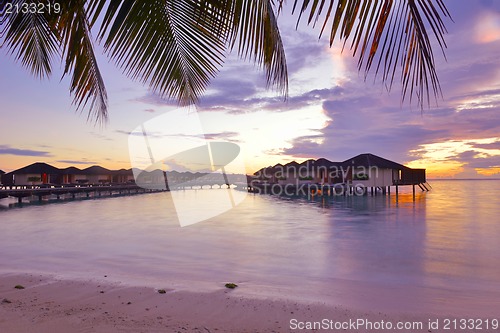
[0,179,242,204]
[245,181,431,201]
[0,184,165,203]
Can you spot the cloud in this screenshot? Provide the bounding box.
[133,93,177,107]
[116,129,133,136]
[144,108,156,113]
[471,141,500,150]
[203,131,241,143]
[116,129,240,142]
[458,153,500,169]
[56,160,97,165]
[88,132,114,141]
[451,88,500,101]
[0,145,52,157]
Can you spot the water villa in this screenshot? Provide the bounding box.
[1,154,429,203]
[251,153,430,200]
[0,162,246,203]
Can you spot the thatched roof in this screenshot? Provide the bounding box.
[111,168,133,176]
[253,153,413,176]
[62,166,83,174]
[9,162,62,175]
[341,153,409,170]
[81,166,111,175]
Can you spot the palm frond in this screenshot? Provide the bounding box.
[89,0,227,106]
[228,0,288,96]
[287,0,451,108]
[57,0,108,124]
[90,0,288,105]
[0,0,60,79]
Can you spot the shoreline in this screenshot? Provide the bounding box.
[2,273,498,333]
[0,272,350,333]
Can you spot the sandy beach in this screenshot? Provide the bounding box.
[1,273,498,333]
[0,272,354,333]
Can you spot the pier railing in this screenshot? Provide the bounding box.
[0,183,163,202]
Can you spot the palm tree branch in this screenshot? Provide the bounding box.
[89,0,228,106]
[286,0,450,108]
[57,0,108,123]
[90,0,288,104]
[0,0,60,79]
[228,0,288,96]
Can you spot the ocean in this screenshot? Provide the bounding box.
[1,179,499,316]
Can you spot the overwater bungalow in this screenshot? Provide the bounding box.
[61,166,86,184]
[252,153,428,196]
[255,158,344,185]
[111,169,135,184]
[2,162,63,185]
[132,168,167,189]
[341,153,426,188]
[4,163,135,186]
[81,166,113,184]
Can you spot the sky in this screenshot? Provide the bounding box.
[1,1,500,178]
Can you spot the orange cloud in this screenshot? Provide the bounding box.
[408,137,500,178]
[475,12,500,44]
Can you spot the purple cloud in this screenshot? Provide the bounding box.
[0,145,52,157]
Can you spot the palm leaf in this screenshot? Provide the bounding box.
[228,0,288,96]
[89,0,288,106]
[55,0,108,124]
[89,0,227,106]
[0,0,108,123]
[0,0,60,79]
[287,0,451,108]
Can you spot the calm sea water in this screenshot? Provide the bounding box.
[1,180,499,316]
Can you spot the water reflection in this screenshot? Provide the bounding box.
[424,181,500,290]
[1,181,499,316]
